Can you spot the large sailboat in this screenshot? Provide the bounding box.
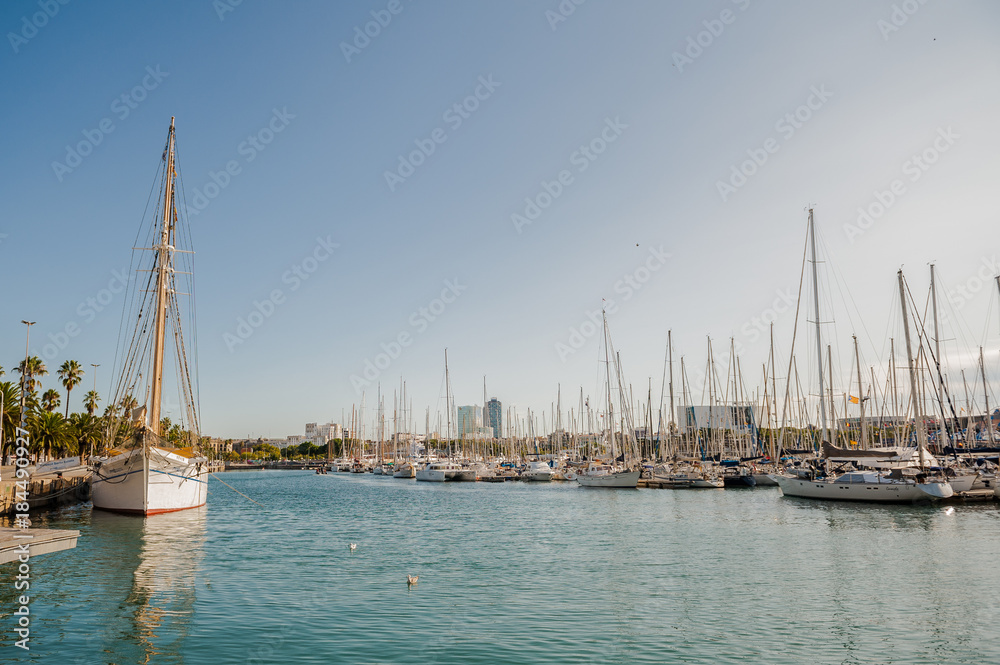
[770,210,952,503]
[415,349,476,482]
[577,308,640,488]
[91,118,208,515]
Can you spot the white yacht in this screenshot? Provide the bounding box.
[415,460,473,482]
[576,462,640,488]
[522,460,554,482]
[771,469,953,503]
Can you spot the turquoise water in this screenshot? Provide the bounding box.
[2,471,999,664]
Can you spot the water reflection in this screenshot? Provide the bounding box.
[89,508,206,664]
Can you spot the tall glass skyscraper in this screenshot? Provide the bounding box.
[485,398,502,439]
[456,405,481,438]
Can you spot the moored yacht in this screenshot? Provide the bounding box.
[576,462,640,488]
[771,468,953,503]
[415,460,475,482]
[522,460,554,482]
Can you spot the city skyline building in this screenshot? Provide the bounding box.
[485,398,502,439]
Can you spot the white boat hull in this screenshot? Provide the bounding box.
[751,473,779,486]
[523,461,553,482]
[415,467,446,482]
[654,474,723,488]
[771,474,953,503]
[946,473,978,493]
[576,470,640,488]
[92,446,207,515]
[393,464,416,478]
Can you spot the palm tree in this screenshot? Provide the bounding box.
[1,381,22,462]
[69,412,102,462]
[15,356,47,393]
[29,411,72,461]
[84,390,100,416]
[15,356,47,413]
[58,360,85,418]
[41,389,61,413]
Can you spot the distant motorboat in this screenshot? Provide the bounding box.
[415,460,474,482]
[522,460,553,482]
[721,465,757,488]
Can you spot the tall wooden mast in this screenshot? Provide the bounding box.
[148,117,175,437]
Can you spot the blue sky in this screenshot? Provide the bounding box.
[2,0,999,438]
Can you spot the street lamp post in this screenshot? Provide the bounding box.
[19,321,35,419]
[89,364,100,459]
[18,320,35,465]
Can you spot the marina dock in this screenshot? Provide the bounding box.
[0,527,80,564]
[0,466,92,514]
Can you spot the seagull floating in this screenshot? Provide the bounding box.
[349,543,357,551]
[944,507,955,516]
[407,575,419,585]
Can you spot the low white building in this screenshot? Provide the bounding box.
[678,405,756,432]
